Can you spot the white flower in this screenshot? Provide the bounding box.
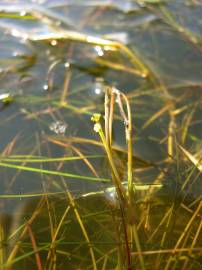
[93,123,102,133]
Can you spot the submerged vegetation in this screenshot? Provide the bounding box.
[0,0,202,269]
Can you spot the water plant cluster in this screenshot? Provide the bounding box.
[0,1,202,269]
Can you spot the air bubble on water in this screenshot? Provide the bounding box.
[64,62,70,68]
[43,84,49,91]
[20,10,27,16]
[49,121,68,135]
[51,40,58,46]
[109,192,115,198]
[95,88,101,95]
[93,78,105,95]
[105,189,117,205]
[94,46,104,57]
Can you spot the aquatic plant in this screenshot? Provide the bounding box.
[0,1,202,270]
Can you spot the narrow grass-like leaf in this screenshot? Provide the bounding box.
[1,154,102,163]
[178,145,202,171]
[0,162,109,182]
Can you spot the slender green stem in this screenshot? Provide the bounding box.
[114,89,146,270]
[98,126,127,205]
[120,92,133,204]
[105,87,110,147]
[132,224,146,270]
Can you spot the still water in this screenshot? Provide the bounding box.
[0,0,202,269]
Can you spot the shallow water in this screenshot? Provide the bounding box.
[0,0,202,269]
